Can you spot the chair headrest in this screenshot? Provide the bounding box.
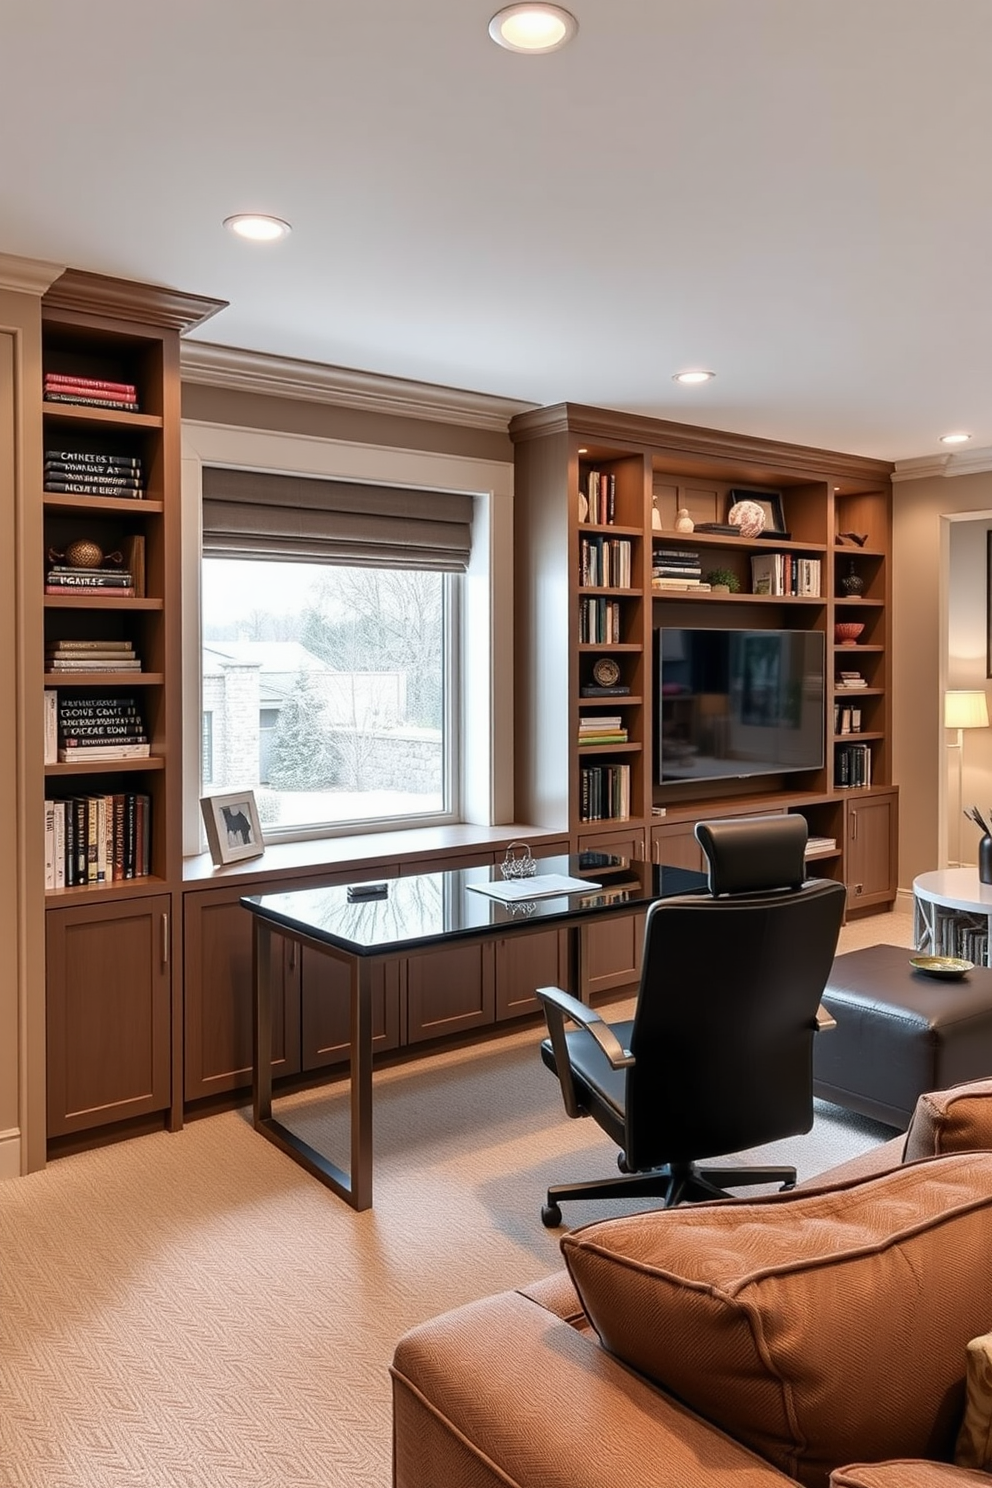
[694,814,809,896]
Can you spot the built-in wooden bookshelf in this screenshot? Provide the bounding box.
[39,271,225,1148]
[509,403,896,917]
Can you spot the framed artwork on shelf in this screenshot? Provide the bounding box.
[200,789,265,866]
[728,488,788,537]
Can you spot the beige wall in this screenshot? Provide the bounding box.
[894,469,992,890]
[182,383,513,465]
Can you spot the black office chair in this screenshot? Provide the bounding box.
[537,814,846,1226]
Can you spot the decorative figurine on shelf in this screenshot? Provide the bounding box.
[47,540,124,570]
[841,559,865,597]
[728,499,765,537]
[837,532,869,547]
[651,498,663,531]
[675,507,695,533]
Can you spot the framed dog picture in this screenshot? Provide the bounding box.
[200,790,265,866]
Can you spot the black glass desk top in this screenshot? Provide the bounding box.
[243,853,707,956]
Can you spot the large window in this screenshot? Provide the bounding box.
[201,557,456,836]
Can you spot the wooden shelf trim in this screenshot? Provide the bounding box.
[42,403,163,430]
[44,596,163,610]
[44,672,164,686]
[45,756,165,777]
[44,493,164,516]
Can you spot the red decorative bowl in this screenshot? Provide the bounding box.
[835,622,865,646]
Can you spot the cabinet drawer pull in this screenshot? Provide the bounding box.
[161,912,169,967]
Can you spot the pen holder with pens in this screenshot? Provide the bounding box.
[500,841,537,880]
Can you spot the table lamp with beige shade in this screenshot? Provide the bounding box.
[945,689,991,866]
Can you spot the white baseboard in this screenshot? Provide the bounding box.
[895,886,915,914]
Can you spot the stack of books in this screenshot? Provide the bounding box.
[43,792,151,888]
[45,640,141,673]
[805,836,837,860]
[43,373,140,414]
[577,715,628,746]
[836,670,868,689]
[44,448,145,498]
[652,548,708,591]
[55,693,149,763]
[45,564,135,597]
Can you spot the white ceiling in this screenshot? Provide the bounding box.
[3,0,990,463]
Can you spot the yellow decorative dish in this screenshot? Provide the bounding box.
[909,955,974,979]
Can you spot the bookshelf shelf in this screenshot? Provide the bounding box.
[43,492,164,516]
[44,671,164,686]
[45,756,165,777]
[44,596,163,611]
[43,404,163,431]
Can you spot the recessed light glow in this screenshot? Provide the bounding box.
[672,369,715,385]
[224,214,292,242]
[940,431,972,445]
[488,4,578,52]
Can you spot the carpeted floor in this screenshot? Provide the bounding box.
[0,909,914,1487]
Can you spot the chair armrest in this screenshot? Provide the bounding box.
[536,985,634,1069]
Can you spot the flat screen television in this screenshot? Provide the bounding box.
[655,627,825,785]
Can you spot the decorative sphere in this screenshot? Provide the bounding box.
[728,499,765,538]
[64,538,104,569]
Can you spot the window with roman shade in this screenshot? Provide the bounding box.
[200,466,473,571]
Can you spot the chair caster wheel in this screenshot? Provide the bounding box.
[541,1203,563,1228]
[779,1181,796,1192]
[617,1153,632,1174]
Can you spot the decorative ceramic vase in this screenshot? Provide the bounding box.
[980,835,992,886]
[674,507,694,533]
[841,560,865,597]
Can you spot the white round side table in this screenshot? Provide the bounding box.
[913,868,992,967]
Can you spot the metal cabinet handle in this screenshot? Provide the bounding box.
[161,912,169,967]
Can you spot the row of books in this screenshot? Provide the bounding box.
[44,447,145,499]
[835,742,872,788]
[46,639,142,674]
[578,763,631,822]
[833,704,863,735]
[750,553,822,596]
[43,372,140,415]
[930,913,988,964]
[577,715,628,746]
[43,792,151,888]
[582,470,617,525]
[45,691,149,764]
[578,536,633,588]
[578,597,624,644]
[45,565,136,597]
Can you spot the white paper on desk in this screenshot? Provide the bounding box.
[467,874,601,902]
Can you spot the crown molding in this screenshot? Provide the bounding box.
[0,253,65,297]
[43,269,227,334]
[180,340,535,432]
[893,446,992,482]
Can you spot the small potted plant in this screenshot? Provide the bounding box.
[706,568,741,595]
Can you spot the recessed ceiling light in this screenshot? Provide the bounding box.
[672,369,715,385]
[940,431,972,445]
[488,4,578,52]
[224,214,292,242]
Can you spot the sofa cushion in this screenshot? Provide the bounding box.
[561,1153,992,1488]
[904,1079,992,1162]
[831,1465,990,1488]
[956,1329,992,1471]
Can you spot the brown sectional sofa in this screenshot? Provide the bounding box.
[391,1080,992,1488]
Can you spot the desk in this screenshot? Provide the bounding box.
[243,853,706,1210]
[913,868,992,968]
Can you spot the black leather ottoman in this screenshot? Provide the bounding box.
[813,942,992,1130]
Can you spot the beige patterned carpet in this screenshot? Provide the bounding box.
[0,911,913,1487]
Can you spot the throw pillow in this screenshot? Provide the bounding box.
[832,1465,990,1488]
[955,1329,992,1471]
[561,1153,992,1488]
[904,1079,992,1163]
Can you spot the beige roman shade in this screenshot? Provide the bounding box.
[201,466,474,571]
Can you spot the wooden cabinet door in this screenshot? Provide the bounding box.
[406,940,496,1044]
[495,927,569,1021]
[47,895,172,1137]
[845,790,898,910]
[577,827,646,998]
[300,948,401,1070]
[652,821,705,871]
[183,886,300,1101]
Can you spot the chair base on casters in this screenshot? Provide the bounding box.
[540,1160,797,1228]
